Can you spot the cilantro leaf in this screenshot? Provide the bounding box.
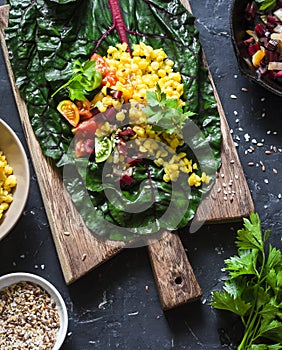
[145,88,196,134]
[223,249,258,278]
[211,213,282,349]
[255,0,277,11]
[52,59,102,100]
[211,291,251,317]
[236,213,264,252]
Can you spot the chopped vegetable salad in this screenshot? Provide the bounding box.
[55,43,210,188]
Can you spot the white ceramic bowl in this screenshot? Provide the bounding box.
[0,272,68,350]
[0,119,30,240]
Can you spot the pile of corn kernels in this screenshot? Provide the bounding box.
[92,43,210,187]
[0,151,17,220]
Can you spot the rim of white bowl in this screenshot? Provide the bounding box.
[0,272,68,350]
[0,119,30,240]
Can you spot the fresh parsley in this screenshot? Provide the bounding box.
[144,85,195,134]
[211,213,282,349]
[255,0,277,11]
[52,59,102,101]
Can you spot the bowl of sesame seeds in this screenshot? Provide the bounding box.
[0,272,68,350]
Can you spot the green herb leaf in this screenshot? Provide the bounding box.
[236,213,264,252]
[211,291,251,317]
[223,249,258,278]
[52,59,102,100]
[255,0,277,11]
[211,213,282,349]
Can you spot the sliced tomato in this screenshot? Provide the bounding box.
[57,100,80,127]
[73,118,98,138]
[76,99,93,120]
[90,53,117,86]
[102,72,118,86]
[75,139,94,158]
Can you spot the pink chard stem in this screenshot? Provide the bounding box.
[108,0,132,55]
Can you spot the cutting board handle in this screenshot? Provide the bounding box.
[147,231,202,310]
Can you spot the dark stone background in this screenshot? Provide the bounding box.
[0,1,281,349]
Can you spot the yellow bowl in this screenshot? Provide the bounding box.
[0,119,30,240]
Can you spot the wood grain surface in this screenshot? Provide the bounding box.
[0,1,254,310]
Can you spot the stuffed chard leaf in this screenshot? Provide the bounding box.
[5,0,222,240]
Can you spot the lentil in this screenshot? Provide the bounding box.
[0,281,60,350]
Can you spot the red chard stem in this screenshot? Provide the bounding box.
[108,0,132,55]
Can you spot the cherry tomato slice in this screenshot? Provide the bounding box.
[57,100,80,127]
[90,53,117,86]
[73,118,98,138]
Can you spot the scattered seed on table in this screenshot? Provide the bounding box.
[273,146,277,153]
[265,150,272,155]
[273,168,278,175]
[264,179,269,184]
[230,94,237,99]
[257,142,264,147]
[81,253,87,261]
[248,162,255,166]
[241,87,248,92]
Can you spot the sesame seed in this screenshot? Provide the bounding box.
[230,94,237,99]
[273,168,278,175]
[257,143,264,147]
[265,150,272,155]
[264,179,269,184]
[241,87,248,92]
[82,253,87,261]
[248,162,255,166]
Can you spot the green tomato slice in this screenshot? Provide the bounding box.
[95,137,112,163]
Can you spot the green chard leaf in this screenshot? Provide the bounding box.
[5,0,221,238]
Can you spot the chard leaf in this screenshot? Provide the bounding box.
[5,0,222,237]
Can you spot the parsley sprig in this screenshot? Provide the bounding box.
[52,59,102,101]
[211,213,282,349]
[255,0,277,11]
[144,85,195,134]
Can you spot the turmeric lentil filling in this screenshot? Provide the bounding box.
[76,43,210,187]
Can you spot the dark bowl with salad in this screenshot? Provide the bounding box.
[231,0,282,96]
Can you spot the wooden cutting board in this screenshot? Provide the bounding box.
[0,1,254,310]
